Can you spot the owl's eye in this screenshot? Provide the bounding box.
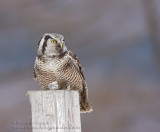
[51,39,57,44]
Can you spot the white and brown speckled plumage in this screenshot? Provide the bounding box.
[33,33,92,113]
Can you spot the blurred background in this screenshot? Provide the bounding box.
[0,0,160,132]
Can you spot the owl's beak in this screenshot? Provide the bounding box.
[59,42,63,48]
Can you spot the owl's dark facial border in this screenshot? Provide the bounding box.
[55,45,63,54]
[42,35,52,54]
[58,51,67,58]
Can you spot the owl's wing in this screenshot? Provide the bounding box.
[68,51,85,80]
[33,68,37,80]
[33,57,37,80]
[68,51,92,112]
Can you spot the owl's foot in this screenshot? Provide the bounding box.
[67,85,71,90]
[48,81,59,90]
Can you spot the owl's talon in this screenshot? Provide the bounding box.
[48,81,59,90]
[67,85,71,90]
[26,92,30,96]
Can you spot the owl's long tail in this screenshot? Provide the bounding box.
[79,82,93,113]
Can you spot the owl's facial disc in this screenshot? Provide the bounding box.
[37,33,67,56]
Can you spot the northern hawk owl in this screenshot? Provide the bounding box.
[33,33,92,113]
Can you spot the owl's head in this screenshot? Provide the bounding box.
[37,33,67,56]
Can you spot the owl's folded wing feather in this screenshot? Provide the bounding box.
[68,51,92,112]
[33,68,37,80]
[68,50,85,80]
[33,58,37,80]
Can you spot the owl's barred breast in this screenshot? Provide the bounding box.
[35,57,56,90]
[35,55,83,90]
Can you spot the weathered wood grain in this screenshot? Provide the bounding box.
[28,90,81,132]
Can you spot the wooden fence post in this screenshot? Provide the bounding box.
[27,90,81,132]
